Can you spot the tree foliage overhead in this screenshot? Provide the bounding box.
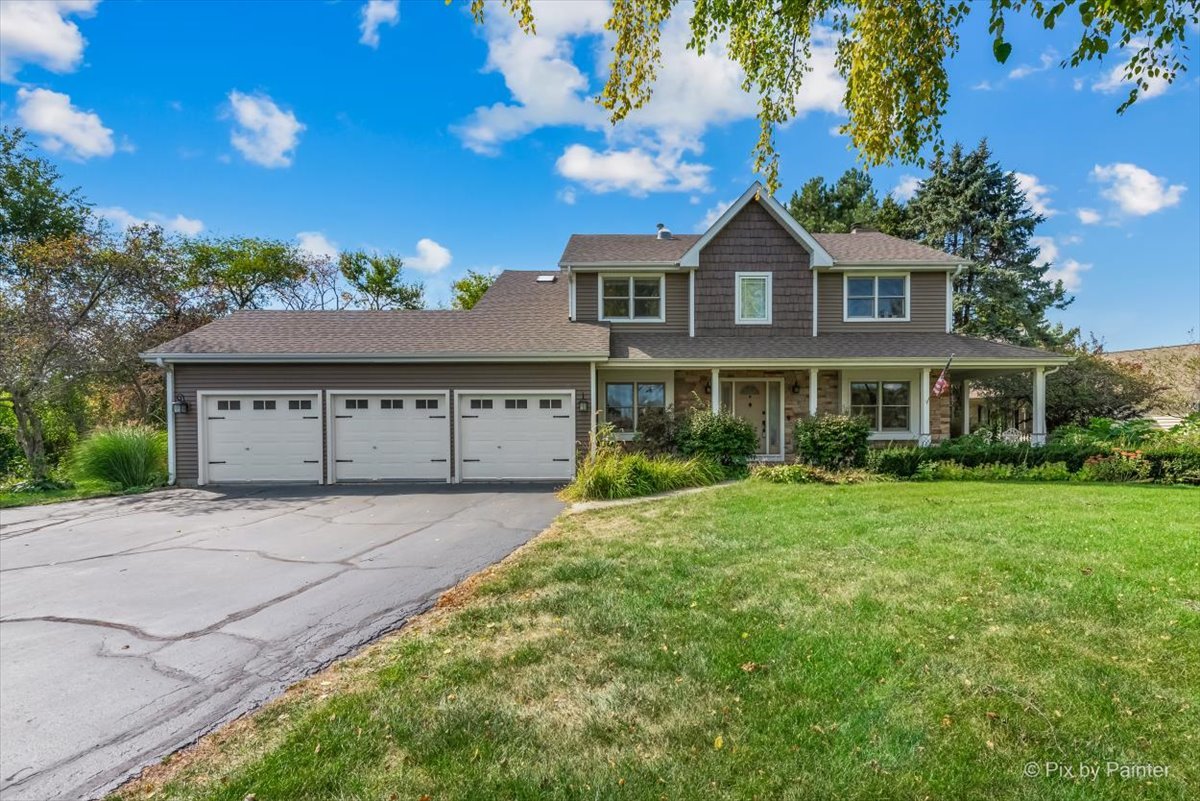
[468,0,1200,191]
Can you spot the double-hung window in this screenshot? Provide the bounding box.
[735,272,772,324]
[605,382,666,433]
[846,275,909,320]
[600,276,664,322]
[849,381,911,432]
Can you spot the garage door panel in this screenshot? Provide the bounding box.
[203,395,322,483]
[458,393,575,480]
[330,393,449,481]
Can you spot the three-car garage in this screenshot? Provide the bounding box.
[196,388,577,485]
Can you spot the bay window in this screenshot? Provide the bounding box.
[849,380,911,432]
[605,381,666,433]
[601,275,664,322]
[845,274,909,320]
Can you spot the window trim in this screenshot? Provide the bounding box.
[601,378,669,437]
[839,370,919,440]
[734,271,773,325]
[843,272,911,322]
[598,274,666,323]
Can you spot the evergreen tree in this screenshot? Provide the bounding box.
[786,168,880,233]
[905,140,1073,347]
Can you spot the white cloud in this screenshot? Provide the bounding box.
[454,1,843,196]
[297,231,339,259]
[0,0,97,82]
[1092,44,1171,102]
[97,206,205,236]
[1076,207,1102,225]
[226,90,304,168]
[891,174,921,202]
[1014,172,1057,217]
[697,199,734,231]
[1008,49,1057,80]
[16,87,114,159]
[359,0,399,48]
[970,80,993,91]
[1032,235,1090,291]
[557,186,577,205]
[1046,258,1091,291]
[555,143,710,195]
[404,238,452,273]
[1092,162,1186,216]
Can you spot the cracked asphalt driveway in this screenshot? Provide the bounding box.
[0,484,563,801]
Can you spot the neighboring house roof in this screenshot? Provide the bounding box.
[609,332,1070,365]
[1103,343,1200,416]
[143,271,610,361]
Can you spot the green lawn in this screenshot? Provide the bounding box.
[117,483,1199,801]
[0,479,118,509]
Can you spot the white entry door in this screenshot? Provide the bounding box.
[328,392,450,482]
[457,392,575,480]
[201,393,322,483]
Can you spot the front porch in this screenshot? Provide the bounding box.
[596,365,1051,458]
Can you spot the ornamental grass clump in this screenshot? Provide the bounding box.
[562,450,724,501]
[71,425,167,490]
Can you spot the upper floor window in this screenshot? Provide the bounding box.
[600,275,664,322]
[845,274,909,321]
[735,272,772,324]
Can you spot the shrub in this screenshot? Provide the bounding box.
[750,463,875,485]
[675,409,758,471]
[71,425,167,490]
[868,446,925,478]
[1075,453,1151,483]
[794,415,871,470]
[562,451,725,501]
[632,407,676,455]
[911,460,1072,482]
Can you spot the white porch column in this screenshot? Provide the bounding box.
[919,368,932,447]
[1032,367,1047,445]
[961,378,971,437]
[711,368,720,413]
[808,368,819,417]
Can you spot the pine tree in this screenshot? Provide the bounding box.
[786,169,880,233]
[905,140,1073,347]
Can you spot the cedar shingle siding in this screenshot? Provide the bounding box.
[575,272,689,333]
[172,362,591,483]
[817,271,948,333]
[696,202,812,336]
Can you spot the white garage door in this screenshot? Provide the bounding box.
[201,393,322,483]
[329,392,450,482]
[457,391,575,480]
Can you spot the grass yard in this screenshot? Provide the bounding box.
[0,479,118,509]
[116,482,1199,801]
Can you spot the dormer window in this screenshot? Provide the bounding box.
[845,274,909,321]
[600,275,664,322]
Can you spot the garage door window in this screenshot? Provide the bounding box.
[605,382,665,432]
[505,398,528,410]
[288,399,312,410]
[470,398,493,410]
[540,398,563,409]
[416,398,439,410]
[345,399,368,410]
[380,398,403,409]
[252,400,276,411]
[216,400,240,411]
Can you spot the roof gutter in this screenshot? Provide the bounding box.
[603,355,1073,369]
[141,351,612,365]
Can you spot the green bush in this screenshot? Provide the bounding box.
[794,415,871,470]
[867,446,925,478]
[749,463,875,485]
[675,409,758,471]
[1075,454,1152,483]
[71,425,167,490]
[632,407,676,455]
[562,451,725,501]
[912,460,1073,482]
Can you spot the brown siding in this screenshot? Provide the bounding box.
[695,201,812,336]
[817,270,949,333]
[574,271,689,333]
[172,362,591,483]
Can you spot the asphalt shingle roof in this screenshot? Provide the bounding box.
[558,231,961,266]
[610,332,1067,362]
[145,271,610,357]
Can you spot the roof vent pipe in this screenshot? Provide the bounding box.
[656,222,673,240]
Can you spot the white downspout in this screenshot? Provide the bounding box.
[589,360,597,455]
[159,358,176,485]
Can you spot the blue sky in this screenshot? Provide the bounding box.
[1,0,1196,348]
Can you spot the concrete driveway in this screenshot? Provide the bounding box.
[0,485,563,801]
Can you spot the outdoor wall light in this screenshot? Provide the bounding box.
[171,393,189,415]
[703,382,712,394]
[577,396,590,414]
[790,382,802,395]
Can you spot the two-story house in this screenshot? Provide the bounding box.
[144,183,1069,485]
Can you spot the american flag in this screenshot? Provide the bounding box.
[933,354,954,397]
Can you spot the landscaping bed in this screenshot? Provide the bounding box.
[114,482,1198,801]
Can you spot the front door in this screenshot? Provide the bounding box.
[720,380,783,459]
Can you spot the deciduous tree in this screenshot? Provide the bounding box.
[451,269,497,310]
[338,250,424,310]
